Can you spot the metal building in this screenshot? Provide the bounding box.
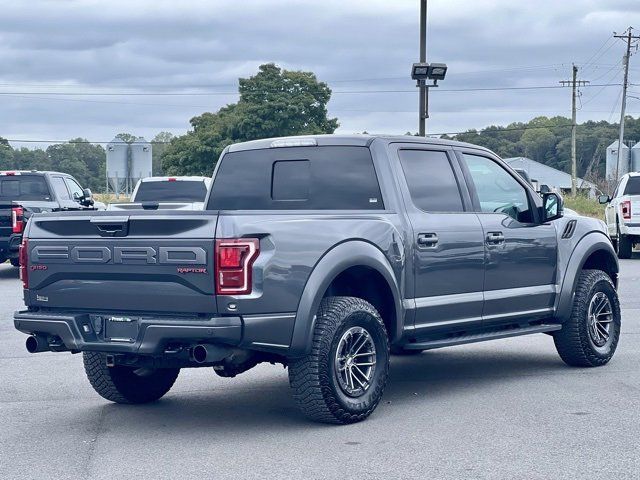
[504,157,597,197]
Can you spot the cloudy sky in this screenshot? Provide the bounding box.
[1,0,639,148]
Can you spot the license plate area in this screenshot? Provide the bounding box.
[104,316,139,343]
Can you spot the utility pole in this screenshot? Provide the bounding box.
[560,64,589,196]
[613,27,640,181]
[418,0,427,136]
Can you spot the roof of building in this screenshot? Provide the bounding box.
[504,157,596,190]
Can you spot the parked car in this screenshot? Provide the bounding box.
[13,135,620,424]
[0,170,99,267]
[108,176,211,210]
[600,172,640,258]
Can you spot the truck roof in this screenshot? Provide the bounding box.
[0,170,70,177]
[226,134,493,154]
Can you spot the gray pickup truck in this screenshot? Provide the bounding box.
[13,135,621,424]
[1,170,97,267]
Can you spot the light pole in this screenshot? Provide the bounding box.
[414,0,447,136]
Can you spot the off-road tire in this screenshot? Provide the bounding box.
[9,258,20,267]
[553,269,621,367]
[83,352,180,404]
[288,296,390,424]
[616,222,632,259]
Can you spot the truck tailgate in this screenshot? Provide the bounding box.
[25,211,218,314]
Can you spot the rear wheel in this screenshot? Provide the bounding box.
[616,222,632,259]
[553,269,621,367]
[83,352,179,404]
[288,296,390,424]
[9,258,20,267]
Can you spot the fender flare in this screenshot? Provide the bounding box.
[288,240,403,357]
[555,232,619,323]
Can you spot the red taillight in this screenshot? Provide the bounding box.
[12,206,24,233]
[168,177,177,182]
[622,200,632,220]
[19,238,28,289]
[215,238,259,295]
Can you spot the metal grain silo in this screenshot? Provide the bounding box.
[631,142,640,173]
[130,137,153,186]
[106,137,129,196]
[606,141,630,180]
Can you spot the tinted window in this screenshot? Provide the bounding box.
[209,146,383,210]
[65,177,84,199]
[134,181,208,202]
[624,176,640,195]
[398,150,463,212]
[50,176,71,200]
[462,154,532,223]
[0,175,51,201]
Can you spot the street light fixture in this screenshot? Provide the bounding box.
[411,62,448,83]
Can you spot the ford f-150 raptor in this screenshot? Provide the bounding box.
[13,135,621,424]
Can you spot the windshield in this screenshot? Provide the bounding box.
[624,177,640,195]
[134,180,208,203]
[0,175,52,201]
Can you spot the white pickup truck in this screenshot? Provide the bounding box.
[601,172,640,258]
[108,176,212,211]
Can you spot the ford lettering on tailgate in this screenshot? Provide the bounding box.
[31,246,207,265]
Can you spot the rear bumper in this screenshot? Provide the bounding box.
[619,223,640,236]
[0,234,21,259]
[14,310,242,355]
[14,310,296,355]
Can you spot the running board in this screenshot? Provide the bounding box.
[404,324,562,350]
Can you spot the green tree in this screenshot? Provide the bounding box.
[151,131,174,176]
[162,63,339,176]
[115,133,137,144]
[46,139,106,191]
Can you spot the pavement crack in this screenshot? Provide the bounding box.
[82,404,107,478]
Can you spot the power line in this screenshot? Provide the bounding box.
[0,82,622,97]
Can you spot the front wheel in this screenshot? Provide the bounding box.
[553,269,621,367]
[288,296,390,424]
[83,352,180,404]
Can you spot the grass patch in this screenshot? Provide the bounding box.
[563,195,605,219]
[93,193,130,204]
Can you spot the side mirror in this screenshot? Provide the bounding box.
[598,194,611,204]
[542,192,563,222]
[81,188,94,207]
[539,184,551,194]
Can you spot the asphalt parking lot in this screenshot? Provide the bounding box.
[1,261,639,480]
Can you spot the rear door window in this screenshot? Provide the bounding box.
[0,175,52,201]
[209,146,383,210]
[398,149,464,212]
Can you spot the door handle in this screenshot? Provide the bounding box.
[486,232,505,244]
[417,233,438,247]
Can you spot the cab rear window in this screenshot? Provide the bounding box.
[208,146,383,210]
[134,181,208,203]
[624,177,640,195]
[0,176,51,201]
